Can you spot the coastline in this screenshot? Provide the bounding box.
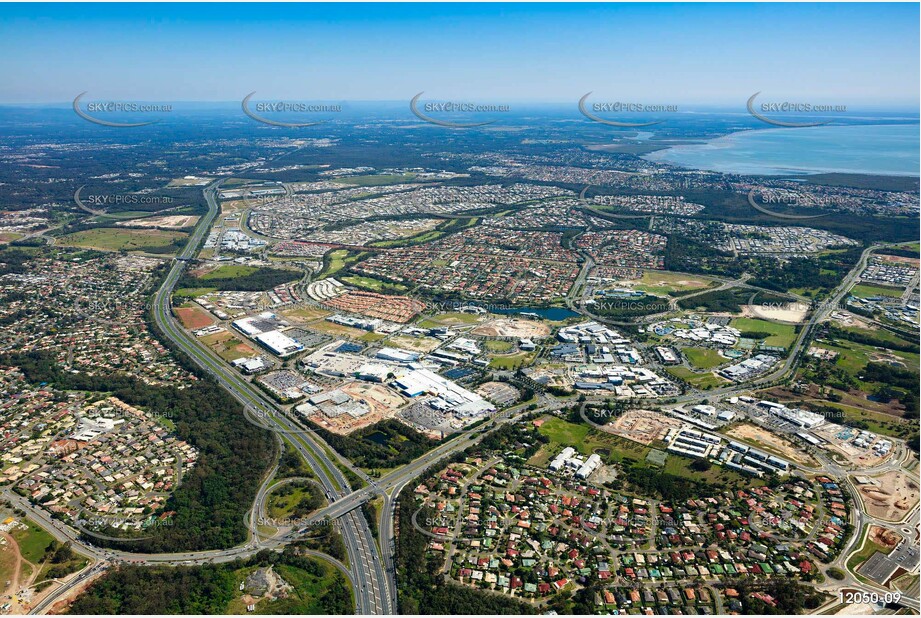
[643,123,921,178]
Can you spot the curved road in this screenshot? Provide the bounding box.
[149,180,393,614]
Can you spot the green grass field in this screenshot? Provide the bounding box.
[199,264,259,279]
[806,400,913,438]
[59,227,187,253]
[318,249,367,278]
[662,453,753,486]
[174,287,218,298]
[537,416,590,445]
[731,317,797,347]
[819,340,919,376]
[91,210,158,220]
[483,340,514,353]
[665,366,730,389]
[534,417,650,464]
[10,519,55,564]
[842,325,916,348]
[212,337,254,362]
[369,229,445,248]
[683,347,724,369]
[850,283,904,299]
[633,270,716,295]
[488,351,535,369]
[340,274,408,292]
[846,529,888,573]
[6,519,89,586]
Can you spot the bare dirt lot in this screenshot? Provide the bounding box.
[308,382,406,435]
[742,303,809,324]
[201,330,257,361]
[877,254,920,266]
[604,409,682,445]
[855,471,920,522]
[168,176,213,187]
[0,531,30,613]
[175,306,215,329]
[387,335,442,353]
[471,318,550,339]
[868,524,902,550]
[119,214,200,229]
[726,422,820,467]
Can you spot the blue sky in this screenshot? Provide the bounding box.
[1,3,918,106]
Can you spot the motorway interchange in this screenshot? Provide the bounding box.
[12,182,917,616]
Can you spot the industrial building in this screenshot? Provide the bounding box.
[254,330,304,357]
[394,369,495,418]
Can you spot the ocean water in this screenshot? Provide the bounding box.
[644,123,920,176]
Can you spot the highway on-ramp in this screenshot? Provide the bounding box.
[149,181,393,614]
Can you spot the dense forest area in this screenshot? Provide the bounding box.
[1,350,275,552]
[177,265,301,292]
[682,188,917,244]
[677,288,789,313]
[668,234,863,298]
[664,234,746,278]
[827,324,920,354]
[307,418,438,470]
[747,245,863,295]
[862,361,919,417]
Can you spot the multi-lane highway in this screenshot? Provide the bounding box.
[14,181,915,617]
[149,181,393,614]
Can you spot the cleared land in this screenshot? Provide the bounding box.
[725,422,820,467]
[665,366,730,389]
[683,347,725,369]
[201,331,257,362]
[850,283,904,299]
[386,335,442,353]
[418,312,483,327]
[741,303,809,324]
[855,471,920,522]
[309,319,370,339]
[118,214,199,229]
[532,416,651,465]
[284,307,332,322]
[471,317,550,338]
[175,305,215,329]
[333,173,418,186]
[488,351,536,369]
[197,264,260,279]
[601,408,683,445]
[629,270,715,295]
[59,227,186,253]
[730,317,797,347]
